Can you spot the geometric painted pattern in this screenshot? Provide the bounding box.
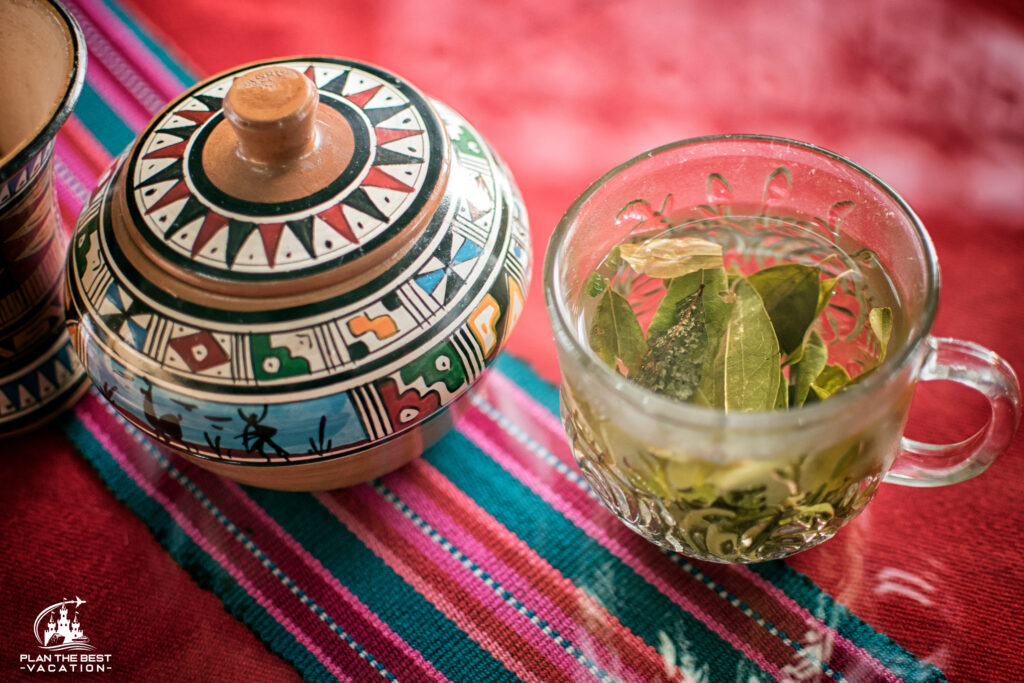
[128,59,438,278]
[0,333,86,432]
[66,63,532,465]
[414,231,484,306]
[0,140,55,213]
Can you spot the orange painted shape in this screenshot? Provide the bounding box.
[348,313,398,340]
[504,277,525,342]
[469,294,501,357]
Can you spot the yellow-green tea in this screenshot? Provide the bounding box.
[565,215,908,561]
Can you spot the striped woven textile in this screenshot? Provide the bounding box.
[50,0,948,680]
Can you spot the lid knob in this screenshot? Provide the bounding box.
[223,66,318,168]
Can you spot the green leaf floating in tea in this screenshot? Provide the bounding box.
[578,233,900,561]
[869,306,893,361]
[789,329,828,407]
[619,237,723,279]
[588,283,647,375]
[584,237,892,412]
[810,363,853,400]
[816,270,852,318]
[649,268,731,341]
[634,285,708,401]
[774,366,790,409]
[747,263,820,356]
[584,272,607,297]
[702,278,781,412]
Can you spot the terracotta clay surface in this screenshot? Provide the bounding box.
[65,57,531,490]
[224,66,320,165]
[109,60,451,308]
[0,0,88,437]
[206,66,356,204]
[0,0,73,163]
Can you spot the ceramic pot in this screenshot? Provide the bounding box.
[0,0,88,436]
[64,58,530,490]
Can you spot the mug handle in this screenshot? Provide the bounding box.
[885,337,1021,487]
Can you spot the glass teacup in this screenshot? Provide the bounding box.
[544,135,1021,563]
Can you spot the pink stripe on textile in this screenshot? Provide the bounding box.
[66,0,185,104]
[389,463,674,683]
[60,116,115,175]
[348,482,587,682]
[141,461,426,682]
[84,57,155,131]
[733,569,899,683]
[88,411,401,683]
[89,408,397,681]
[54,116,114,236]
[98,412,401,681]
[477,372,578,469]
[74,397,352,682]
[316,491,559,683]
[53,139,98,207]
[200,475,453,683]
[455,408,791,681]
[478,372,902,683]
[54,181,79,236]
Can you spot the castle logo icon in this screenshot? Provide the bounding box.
[33,597,95,652]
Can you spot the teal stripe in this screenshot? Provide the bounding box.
[428,430,761,682]
[244,487,520,683]
[74,83,136,156]
[60,414,338,683]
[101,0,196,86]
[747,563,946,683]
[493,354,946,682]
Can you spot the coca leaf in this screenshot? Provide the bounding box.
[790,330,828,407]
[648,268,729,339]
[815,269,852,318]
[634,286,708,401]
[810,363,852,400]
[869,307,893,361]
[588,287,647,375]
[747,263,821,356]
[585,272,607,297]
[619,237,723,279]
[701,278,781,412]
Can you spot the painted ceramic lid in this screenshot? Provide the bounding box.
[118,59,450,307]
[66,57,530,468]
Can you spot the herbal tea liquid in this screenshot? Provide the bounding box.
[564,216,909,562]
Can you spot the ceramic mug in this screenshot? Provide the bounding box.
[544,135,1021,563]
[0,0,88,435]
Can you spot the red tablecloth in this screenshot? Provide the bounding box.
[2,0,1023,681]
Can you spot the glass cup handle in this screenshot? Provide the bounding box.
[885,337,1021,487]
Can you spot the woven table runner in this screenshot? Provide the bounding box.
[48,0,948,680]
